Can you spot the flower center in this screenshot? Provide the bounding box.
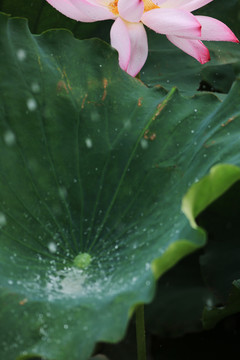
[143,0,159,11]
[108,0,159,15]
[108,0,119,15]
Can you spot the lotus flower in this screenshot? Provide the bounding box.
[46,0,239,76]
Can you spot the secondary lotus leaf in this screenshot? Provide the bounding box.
[1,14,240,360]
[146,179,240,337]
[145,251,215,337]
[198,181,240,329]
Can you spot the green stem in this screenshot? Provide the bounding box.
[136,304,147,360]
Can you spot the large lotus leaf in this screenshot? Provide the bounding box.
[1,13,240,360]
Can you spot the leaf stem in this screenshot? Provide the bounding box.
[136,304,147,360]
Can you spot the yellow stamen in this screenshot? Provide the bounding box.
[108,0,119,15]
[108,0,159,15]
[143,0,160,11]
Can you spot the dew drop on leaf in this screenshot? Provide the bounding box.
[58,186,67,199]
[16,49,26,61]
[0,212,7,227]
[3,130,16,146]
[48,242,57,253]
[26,98,37,111]
[85,138,93,148]
[31,82,41,93]
[140,138,148,149]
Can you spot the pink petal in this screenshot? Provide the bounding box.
[167,35,210,63]
[110,19,148,77]
[141,9,201,37]
[125,22,148,77]
[159,0,213,12]
[118,0,144,22]
[46,0,93,21]
[110,18,131,72]
[195,16,239,42]
[151,0,168,5]
[70,0,116,21]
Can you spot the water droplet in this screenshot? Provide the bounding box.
[206,297,213,308]
[59,186,67,199]
[90,110,100,122]
[16,49,26,61]
[31,82,40,93]
[0,212,7,227]
[124,119,131,129]
[26,98,37,111]
[85,138,93,148]
[145,263,151,271]
[140,138,148,149]
[3,130,16,146]
[48,242,57,253]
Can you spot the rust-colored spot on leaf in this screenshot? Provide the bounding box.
[221,117,235,127]
[19,298,28,306]
[150,133,156,141]
[57,80,69,94]
[152,102,166,121]
[138,97,143,107]
[144,129,149,139]
[63,69,72,92]
[81,94,88,109]
[102,78,108,101]
[204,140,216,148]
[144,129,156,141]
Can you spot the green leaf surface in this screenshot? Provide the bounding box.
[1,14,240,360]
